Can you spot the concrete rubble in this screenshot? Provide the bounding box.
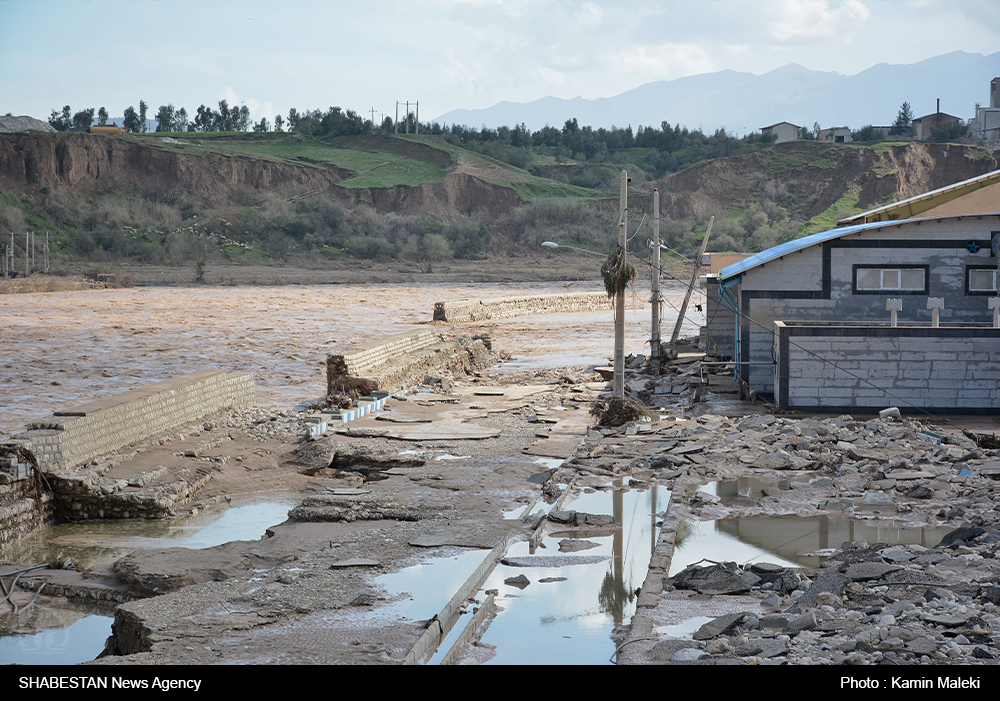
[2,335,998,666]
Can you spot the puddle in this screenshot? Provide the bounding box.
[480,484,665,665]
[1,498,299,665]
[375,483,664,665]
[5,498,298,571]
[0,609,113,665]
[670,515,954,574]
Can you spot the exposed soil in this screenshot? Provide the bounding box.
[647,141,1000,221]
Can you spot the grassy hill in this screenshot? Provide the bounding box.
[0,131,996,277]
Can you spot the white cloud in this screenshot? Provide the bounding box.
[771,0,871,41]
[616,44,717,81]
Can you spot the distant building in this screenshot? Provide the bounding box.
[912,104,962,140]
[972,77,1000,140]
[817,126,852,143]
[760,122,800,144]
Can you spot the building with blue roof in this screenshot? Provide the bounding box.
[705,213,1000,413]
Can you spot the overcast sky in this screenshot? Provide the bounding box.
[2,0,998,127]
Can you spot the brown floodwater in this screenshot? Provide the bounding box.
[0,280,704,437]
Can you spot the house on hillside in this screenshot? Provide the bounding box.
[912,110,963,140]
[704,180,1000,413]
[817,127,852,143]
[760,122,800,144]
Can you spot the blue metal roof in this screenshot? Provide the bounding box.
[717,220,903,281]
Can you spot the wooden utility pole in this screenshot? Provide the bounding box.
[669,216,714,346]
[613,170,628,399]
[650,189,661,371]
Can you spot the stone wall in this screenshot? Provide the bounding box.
[14,369,255,474]
[774,321,1000,413]
[434,292,630,323]
[327,330,495,395]
[0,475,54,546]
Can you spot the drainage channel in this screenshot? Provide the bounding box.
[385,468,667,665]
[0,498,298,665]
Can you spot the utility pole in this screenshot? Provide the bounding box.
[395,102,399,134]
[43,232,49,273]
[650,189,661,373]
[670,216,715,346]
[25,232,29,277]
[613,170,628,399]
[415,101,419,135]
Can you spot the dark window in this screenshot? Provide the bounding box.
[853,265,929,295]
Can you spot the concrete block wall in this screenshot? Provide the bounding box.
[774,322,1000,413]
[330,330,442,379]
[0,478,54,546]
[16,369,256,473]
[434,292,624,323]
[327,330,495,395]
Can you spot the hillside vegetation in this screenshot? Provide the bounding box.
[0,130,996,278]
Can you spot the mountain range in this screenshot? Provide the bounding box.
[433,51,1000,135]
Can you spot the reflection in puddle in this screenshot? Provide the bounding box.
[480,484,664,665]
[0,612,113,665]
[1,499,297,665]
[671,515,953,574]
[5,499,297,570]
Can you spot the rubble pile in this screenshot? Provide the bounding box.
[652,531,1000,665]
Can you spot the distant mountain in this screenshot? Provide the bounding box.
[433,51,1000,135]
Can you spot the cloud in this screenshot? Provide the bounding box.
[771,0,871,41]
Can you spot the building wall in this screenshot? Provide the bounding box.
[728,216,1000,395]
[774,322,1000,413]
[764,123,799,144]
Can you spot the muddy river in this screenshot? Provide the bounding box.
[0,280,703,436]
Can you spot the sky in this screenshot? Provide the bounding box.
[1,0,998,127]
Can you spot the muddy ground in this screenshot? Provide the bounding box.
[2,280,999,669]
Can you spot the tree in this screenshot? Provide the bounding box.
[155,104,176,132]
[194,105,214,132]
[851,125,879,142]
[48,105,72,131]
[930,120,969,142]
[889,101,913,136]
[123,106,141,133]
[176,107,188,132]
[274,114,284,132]
[72,108,95,129]
[139,100,149,133]
[236,105,251,131]
[97,107,109,126]
[253,117,270,132]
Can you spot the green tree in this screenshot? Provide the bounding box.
[123,106,141,133]
[176,107,188,132]
[851,124,879,141]
[48,105,72,131]
[929,120,969,142]
[274,114,284,132]
[72,108,95,129]
[97,106,109,126]
[138,100,149,133]
[155,104,176,132]
[889,102,913,136]
[253,117,270,132]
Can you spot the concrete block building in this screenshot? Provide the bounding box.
[705,172,1000,413]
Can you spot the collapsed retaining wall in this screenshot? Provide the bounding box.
[14,369,255,474]
[774,321,1000,413]
[327,329,495,396]
[434,292,634,323]
[0,370,255,541]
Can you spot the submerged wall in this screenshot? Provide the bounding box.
[433,292,621,323]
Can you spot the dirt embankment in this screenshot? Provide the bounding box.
[647,141,1000,221]
[0,133,333,207]
[0,132,524,221]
